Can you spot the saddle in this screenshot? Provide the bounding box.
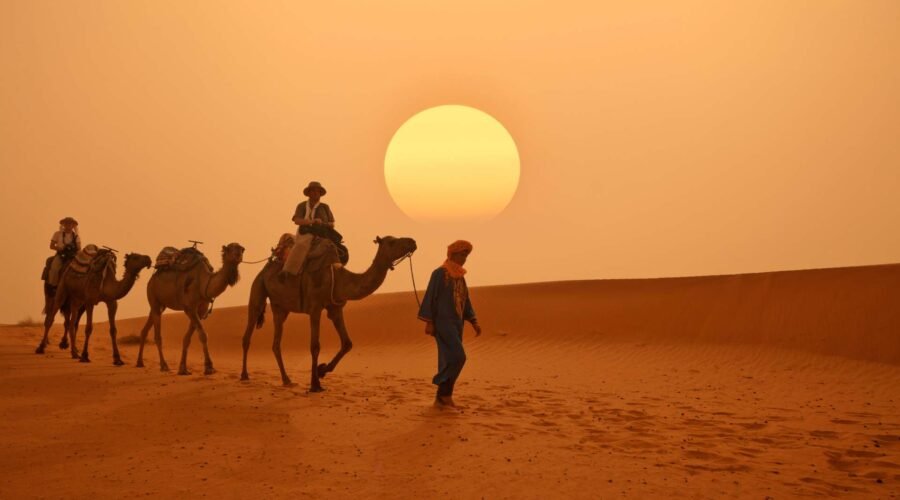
[270,233,346,273]
[297,225,350,265]
[306,238,342,276]
[272,233,295,262]
[89,249,116,275]
[154,246,213,273]
[154,247,179,269]
[66,246,116,284]
[271,233,344,312]
[68,245,100,274]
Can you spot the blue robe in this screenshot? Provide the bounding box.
[418,267,476,396]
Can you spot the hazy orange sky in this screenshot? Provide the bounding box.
[2,1,899,323]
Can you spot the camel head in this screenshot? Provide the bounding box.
[373,236,417,267]
[123,253,152,274]
[220,243,244,286]
[221,243,245,265]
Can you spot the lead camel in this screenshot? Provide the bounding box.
[240,235,417,392]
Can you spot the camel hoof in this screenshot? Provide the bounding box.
[113,359,124,366]
[177,369,191,376]
[203,367,216,376]
[240,373,249,381]
[59,342,68,350]
[136,360,144,368]
[316,363,330,378]
[282,379,295,387]
[79,357,91,363]
[309,385,325,393]
[160,366,170,372]
[35,345,46,354]
[71,352,80,360]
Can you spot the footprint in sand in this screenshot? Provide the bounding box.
[616,438,661,451]
[683,449,737,463]
[798,476,867,495]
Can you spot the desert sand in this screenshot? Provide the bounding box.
[2,263,899,498]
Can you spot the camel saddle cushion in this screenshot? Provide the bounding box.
[273,233,295,262]
[154,247,180,269]
[155,246,213,273]
[68,245,100,274]
[299,225,350,265]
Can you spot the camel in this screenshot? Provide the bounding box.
[240,235,417,392]
[37,256,75,352]
[36,251,153,365]
[135,243,245,375]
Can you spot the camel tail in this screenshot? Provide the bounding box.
[50,284,68,316]
[249,271,268,330]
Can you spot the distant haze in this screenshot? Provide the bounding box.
[1,1,898,323]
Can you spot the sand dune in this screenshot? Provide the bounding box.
[2,264,899,498]
[106,262,900,363]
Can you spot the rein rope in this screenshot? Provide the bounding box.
[201,256,268,318]
[389,252,421,309]
[408,255,421,309]
[241,256,270,265]
[387,252,421,309]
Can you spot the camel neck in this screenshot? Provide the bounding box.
[205,260,239,299]
[104,268,140,301]
[335,252,391,301]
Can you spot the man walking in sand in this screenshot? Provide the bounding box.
[418,240,482,408]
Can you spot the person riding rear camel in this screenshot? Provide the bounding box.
[280,181,335,279]
[47,216,82,287]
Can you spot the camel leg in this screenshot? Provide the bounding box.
[319,305,353,378]
[177,318,197,376]
[240,304,261,381]
[67,302,81,360]
[37,300,60,354]
[270,306,291,386]
[241,273,268,381]
[41,287,55,351]
[63,306,82,350]
[107,301,124,366]
[135,314,153,368]
[309,308,324,392]
[57,304,71,350]
[58,306,70,349]
[79,305,95,363]
[195,315,216,376]
[152,309,168,371]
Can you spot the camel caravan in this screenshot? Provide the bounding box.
[37,182,418,392]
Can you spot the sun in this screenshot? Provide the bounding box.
[384,105,520,222]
